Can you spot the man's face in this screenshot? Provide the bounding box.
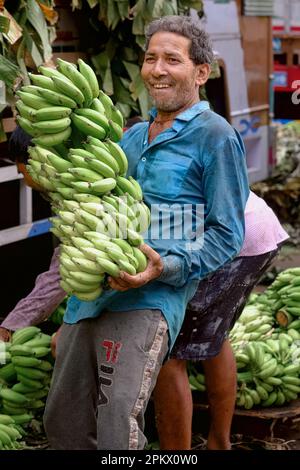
[141,31,210,113]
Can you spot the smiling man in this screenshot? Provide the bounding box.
[43,16,249,450]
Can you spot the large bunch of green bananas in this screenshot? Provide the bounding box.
[0,326,53,448]
[15,58,151,302]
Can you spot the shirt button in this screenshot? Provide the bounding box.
[141,157,146,162]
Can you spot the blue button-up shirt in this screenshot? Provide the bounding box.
[64,101,249,350]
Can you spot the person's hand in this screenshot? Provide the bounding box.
[0,327,11,342]
[51,325,62,358]
[108,244,163,292]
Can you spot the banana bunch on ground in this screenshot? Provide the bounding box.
[14,58,152,301]
[0,326,52,446]
[188,268,300,408]
[16,58,123,147]
[0,413,26,450]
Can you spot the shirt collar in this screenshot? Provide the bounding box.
[148,101,210,124]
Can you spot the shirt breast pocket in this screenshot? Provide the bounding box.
[143,154,193,199]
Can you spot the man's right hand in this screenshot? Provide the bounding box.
[0,327,11,342]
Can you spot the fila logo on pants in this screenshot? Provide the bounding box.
[98,340,122,406]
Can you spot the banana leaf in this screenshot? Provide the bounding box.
[107,0,120,30]
[26,0,52,62]
[0,54,21,89]
[23,28,44,68]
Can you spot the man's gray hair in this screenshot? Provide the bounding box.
[145,15,214,65]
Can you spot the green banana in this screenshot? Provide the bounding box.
[90,97,106,114]
[32,126,72,147]
[52,75,85,106]
[15,100,37,121]
[32,117,71,134]
[98,90,113,118]
[12,327,41,346]
[0,388,29,406]
[36,86,77,108]
[90,178,117,194]
[81,247,110,262]
[73,193,101,204]
[74,288,103,302]
[84,144,119,174]
[84,156,116,179]
[69,154,91,169]
[56,58,93,105]
[132,247,148,272]
[28,72,57,91]
[115,176,141,201]
[72,257,103,275]
[65,277,99,293]
[105,139,128,176]
[69,167,103,183]
[96,257,120,278]
[16,91,49,109]
[108,119,123,142]
[46,152,73,172]
[110,105,124,128]
[61,245,83,259]
[74,108,109,132]
[17,116,40,137]
[69,270,104,285]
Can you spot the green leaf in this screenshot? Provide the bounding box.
[132,12,145,36]
[107,0,120,30]
[16,39,30,86]
[86,0,99,8]
[0,54,20,89]
[26,0,52,62]
[103,63,114,95]
[117,0,129,20]
[152,0,165,17]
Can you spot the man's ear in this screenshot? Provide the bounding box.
[196,63,211,87]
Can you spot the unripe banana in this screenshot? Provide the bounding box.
[96,257,120,278]
[65,277,99,293]
[69,167,103,183]
[15,100,37,121]
[74,287,103,302]
[59,210,76,225]
[69,154,91,169]
[71,181,92,193]
[69,270,104,285]
[60,254,79,272]
[71,113,106,139]
[36,87,77,108]
[32,117,71,134]
[108,119,123,142]
[72,257,103,274]
[86,135,110,151]
[78,58,99,99]
[14,365,47,380]
[98,90,114,118]
[17,116,40,137]
[56,187,76,199]
[60,280,74,295]
[84,144,119,174]
[0,388,29,406]
[112,238,134,256]
[118,259,136,275]
[79,202,104,216]
[16,91,49,109]
[110,105,124,128]
[61,245,83,259]
[74,209,103,232]
[74,108,109,132]
[32,126,72,147]
[38,65,66,80]
[46,152,73,173]
[56,58,93,105]
[11,356,42,368]
[132,247,148,272]
[126,228,144,246]
[52,75,85,106]
[69,147,94,159]
[57,172,76,185]
[105,139,128,176]
[12,327,41,345]
[84,156,116,179]
[81,246,110,262]
[34,106,72,121]
[73,193,101,204]
[74,222,90,236]
[41,163,57,178]
[28,72,56,91]
[90,178,117,194]
[90,97,106,114]
[115,176,141,201]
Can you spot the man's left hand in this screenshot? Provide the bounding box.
[108,244,163,291]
